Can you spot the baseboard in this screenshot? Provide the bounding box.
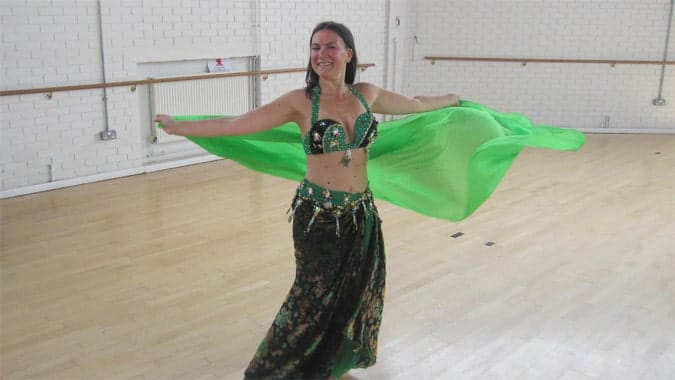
[578,128,674,134]
[1,155,222,199]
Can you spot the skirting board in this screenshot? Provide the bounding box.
[577,128,674,134]
[1,155,222,199]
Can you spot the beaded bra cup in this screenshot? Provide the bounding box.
[303,85,378,156]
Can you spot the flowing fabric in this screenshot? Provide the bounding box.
[170,101,585,221]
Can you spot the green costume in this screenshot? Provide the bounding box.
[173,100,585,222]
[162,97,585,379]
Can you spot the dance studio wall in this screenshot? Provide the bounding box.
[402,0,675,131]
[1,0,672,196]
[0,0,386,195]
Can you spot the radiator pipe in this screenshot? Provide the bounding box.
[97,0,116,140]
[653,0,673,106]
[382,0,391,121]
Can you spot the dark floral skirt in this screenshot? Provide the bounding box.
[244,179,386,379]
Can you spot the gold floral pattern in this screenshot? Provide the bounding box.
[244,187,385,379]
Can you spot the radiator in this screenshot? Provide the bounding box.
[150,76,252,144]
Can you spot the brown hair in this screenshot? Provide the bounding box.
[304,21,358,98]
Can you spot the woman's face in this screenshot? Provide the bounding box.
[310,29,353,80]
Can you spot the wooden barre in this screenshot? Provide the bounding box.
[425,56,675,66]
[0,63,376,97]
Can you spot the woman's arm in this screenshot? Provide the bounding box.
[154,90,301,137]
[358,82,460,115]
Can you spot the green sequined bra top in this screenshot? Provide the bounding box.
[303,85,378,157]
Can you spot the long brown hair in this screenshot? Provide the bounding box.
[304,21,358,98]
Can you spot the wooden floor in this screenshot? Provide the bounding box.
[1,134,673,380]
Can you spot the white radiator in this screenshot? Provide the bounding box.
[150,76,252,143]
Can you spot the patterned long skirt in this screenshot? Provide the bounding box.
[244,179,386,379]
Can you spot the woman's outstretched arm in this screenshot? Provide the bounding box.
[357,82,460,115]
[154,90,302,137]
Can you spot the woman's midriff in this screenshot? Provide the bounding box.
[305,148,369,193]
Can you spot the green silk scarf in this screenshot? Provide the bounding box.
[167,100,585,221]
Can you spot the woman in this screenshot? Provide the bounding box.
[155,21,459,379]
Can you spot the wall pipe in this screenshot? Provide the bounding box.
[97,0,116,140]
[653,0,674,106]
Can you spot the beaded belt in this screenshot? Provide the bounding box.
[287,179,374,237]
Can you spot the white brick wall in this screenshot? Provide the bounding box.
[257,0,386,104]
[1,0,673,194]
[1,0,260,192]
[404,0,674,129]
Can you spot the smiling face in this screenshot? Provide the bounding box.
[310,29,353,80]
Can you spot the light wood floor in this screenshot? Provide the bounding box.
[1,134,673,380]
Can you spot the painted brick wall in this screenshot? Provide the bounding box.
[2,0,673,194]
[257,0,386,104]
[1,0,258,190]
[1,0,387,193]
[404,0,674,129]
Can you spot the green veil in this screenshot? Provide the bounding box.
[169,100,585,221]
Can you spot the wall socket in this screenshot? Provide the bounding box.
[652,97,667,106]
[100,130,117,140]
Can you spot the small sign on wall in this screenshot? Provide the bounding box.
[207,58,233,72]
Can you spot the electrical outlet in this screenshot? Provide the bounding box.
[652,98,666,106]
[100,130,117,140]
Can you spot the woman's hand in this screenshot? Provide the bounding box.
[154,114,181,135]
[445,93,461,106]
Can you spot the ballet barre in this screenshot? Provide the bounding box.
[424,56,675,67]
[0,63,376,97]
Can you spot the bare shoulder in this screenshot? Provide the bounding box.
[353,82,381,104]
[277,88,309,105]
[264,88,310,116]
[283,88,309,99]
[273,88,313,129]
[288,87,312,108]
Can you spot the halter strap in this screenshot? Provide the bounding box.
[349,85,371,114]
[310,85,371,126]
[311,85,321,125]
